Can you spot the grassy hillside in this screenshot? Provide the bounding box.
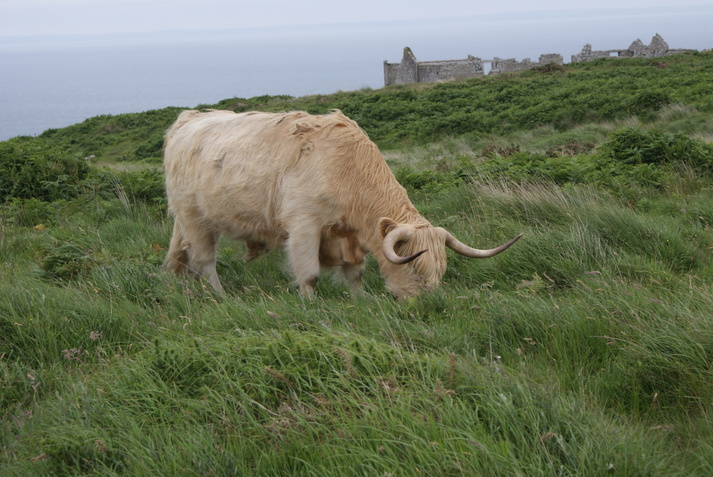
[2,52,713,475]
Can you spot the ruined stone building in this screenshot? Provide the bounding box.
[383,47,483,86]
[383,47,563,86]
[570,34,691,62]
[384,34,692,86]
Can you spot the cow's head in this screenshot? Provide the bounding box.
[378,218,523,299]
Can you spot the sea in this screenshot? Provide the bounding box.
[1,7,711,141]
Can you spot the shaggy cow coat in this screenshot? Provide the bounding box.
[163,109,520,298]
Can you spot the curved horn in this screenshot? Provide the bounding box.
[445,232,523,258]
[382,226,428,264]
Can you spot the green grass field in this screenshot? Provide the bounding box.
[2,52,712,475]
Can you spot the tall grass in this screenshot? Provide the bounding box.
[3,172,712,475]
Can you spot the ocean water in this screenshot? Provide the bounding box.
[0,33,385,141]
[1,8,710,141]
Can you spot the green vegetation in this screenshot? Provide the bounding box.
[2,52,713,475]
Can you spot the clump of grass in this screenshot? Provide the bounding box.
[2,330,689,475]
[38,240,96,282]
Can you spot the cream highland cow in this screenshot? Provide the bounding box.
[162,109,521,298]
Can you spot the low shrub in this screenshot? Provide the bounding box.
[598,127,713,172]
[119,169,166,206]
[0,139,92,202]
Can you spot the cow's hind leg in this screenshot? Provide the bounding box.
[285,223,322,298]
[182,224,224,293]
[164,220,189,275]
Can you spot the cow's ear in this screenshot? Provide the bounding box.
[378,218,398,239]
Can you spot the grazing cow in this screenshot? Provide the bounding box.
[162,109,521,298]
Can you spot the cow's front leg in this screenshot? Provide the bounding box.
[183,225,223,293]
[341,263,364,292]
[285,223,322,298]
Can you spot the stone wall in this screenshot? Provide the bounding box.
[384,47,484,85]
[489,54,564,75]
[385,34,692,86]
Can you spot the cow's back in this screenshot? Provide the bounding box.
[163,109,366,246]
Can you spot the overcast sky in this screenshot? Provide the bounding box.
[2,0,712,37]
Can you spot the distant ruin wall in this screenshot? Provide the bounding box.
[385,34,693,86]
[489,53,564,75]
[383,47,484,85]
[571,34,690,62]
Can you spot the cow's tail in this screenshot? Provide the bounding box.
[163,220,190,276]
